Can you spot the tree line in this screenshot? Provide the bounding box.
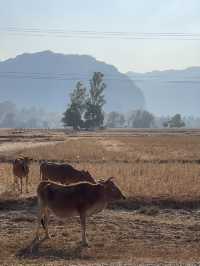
[0,72,189,129]
[62,72,186,130]
[0,101,61,128]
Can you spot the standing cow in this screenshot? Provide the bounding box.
[12,156,31,193]
[33,177,126,247]
[40,161,96,184]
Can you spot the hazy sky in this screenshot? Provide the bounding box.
[1,0,200,72]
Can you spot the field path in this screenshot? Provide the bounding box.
[0,141,60,154]
[98,138,125,152]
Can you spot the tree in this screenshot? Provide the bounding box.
[62,82,86,130]
[84,72,106,129]
[168,114,185,128]
[128,110,155,128]
[0,101,17,122]
[1,112,16,128]
[42,120,49,129]
[106,112,125,128]
[70,82,87,114]
[26,118,38,128]
[62,105,82,130]
[84,103,104,129]
[163,121,169,128]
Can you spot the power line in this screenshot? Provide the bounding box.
[0,74,135,81]
[0,72,200,83]
[1,27,200,36]
[0,71,199,79]
[1,27,200,40]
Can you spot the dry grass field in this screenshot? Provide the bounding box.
[0,128,200,265]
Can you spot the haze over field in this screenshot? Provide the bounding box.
[127,67,200,116]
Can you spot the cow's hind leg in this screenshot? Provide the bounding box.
[42,209,51,239]
[35,207,43,241]
[35,208,50,239]
[80,212,89,247]
[34,205,48,240]
[31,206,49,251]
[20,177,23,194]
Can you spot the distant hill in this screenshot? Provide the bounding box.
[0,51,145,113]
[127,67,200,116]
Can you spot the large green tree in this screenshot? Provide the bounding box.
[128,110,155,128]
[62,82,86,130]
[84,72,106,129]
[106,111,125,128]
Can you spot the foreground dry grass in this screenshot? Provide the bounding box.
[1,129,200,265]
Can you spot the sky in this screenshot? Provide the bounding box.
[0,0,200,73]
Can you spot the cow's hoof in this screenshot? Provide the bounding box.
[33,236,40,242]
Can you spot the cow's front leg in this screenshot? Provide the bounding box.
[14,176,19,191]
[25,175,29,193]
[43,209,51,239]
[20,177,23,194]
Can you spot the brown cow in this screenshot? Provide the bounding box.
[33,177,125,247]
[12,156,31,193]
[40,161,96,184]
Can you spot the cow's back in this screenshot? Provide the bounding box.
[40,162,96,184]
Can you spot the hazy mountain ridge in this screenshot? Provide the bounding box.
[127,66,200,79]
[0,51,145,113]
[127,67,200,116]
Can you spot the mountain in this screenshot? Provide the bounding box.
[0,51,145,113]
[127,67,200,116]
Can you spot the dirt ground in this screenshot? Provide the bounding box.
[1,200,200,265]
[1,129,200,265]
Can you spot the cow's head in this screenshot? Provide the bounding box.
[102,177,126,201]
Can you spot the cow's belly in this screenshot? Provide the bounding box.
[49,207,79,219]
[46,200,107,218]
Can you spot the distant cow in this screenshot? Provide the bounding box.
[33,177,126,246]
[40,161,96,184]
[12,156,31,193]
